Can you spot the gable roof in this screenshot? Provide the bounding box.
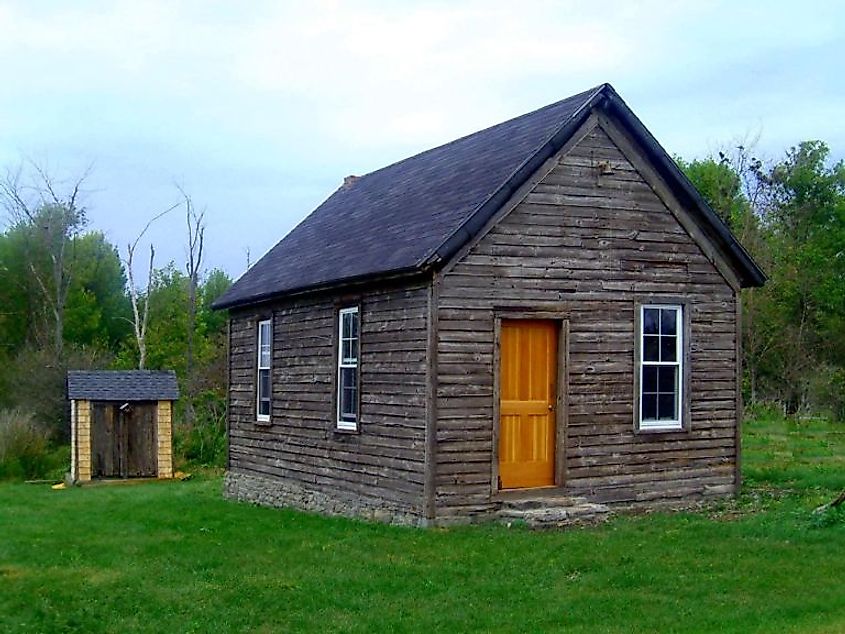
[67,370,180,401]
[215,83,764,309]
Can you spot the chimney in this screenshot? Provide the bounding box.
[342,175,359,188]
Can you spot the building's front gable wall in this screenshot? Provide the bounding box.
[226,282,430,523]
[435,117,738,521]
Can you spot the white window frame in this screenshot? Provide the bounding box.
[638,304,683,430]
[256,318,272,422]
[336,306,359,431]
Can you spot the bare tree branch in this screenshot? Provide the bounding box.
[123,203,179,369]
[177,184,206,426]
[0,161,91,359]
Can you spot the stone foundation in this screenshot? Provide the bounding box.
[224,471,425,526]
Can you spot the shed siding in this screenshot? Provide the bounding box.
[435,121,737,520]
[228,283,429,516]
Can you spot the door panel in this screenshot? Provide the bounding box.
[499,320,558,489]
[126,404,157,477]
[92,403,118,478]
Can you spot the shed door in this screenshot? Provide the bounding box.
[92,402,157,478]
[498,320,558,489]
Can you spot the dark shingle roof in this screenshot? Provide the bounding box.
[215,83,764,309]
[67,371,179,401]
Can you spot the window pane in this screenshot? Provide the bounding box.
[642,394,657,420]
[259,369,270,398]
[342,387,357,417]
[258,322,272,368]
[658,366,677,393]
[350,332,358,361]
[643,335,660,362]
[642,366,657,392]
[658,393,677,420]
[350,311,358,338]
[342,339,353,362]
[340,367,358,420]
[660,335,677,362]
[643,308,659,335]
[258,369,270,416]
[661,309,677,335]
[342,312,351,339]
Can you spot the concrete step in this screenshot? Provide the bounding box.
[498,495,612,527]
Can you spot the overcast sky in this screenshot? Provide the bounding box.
[1,0,843,282]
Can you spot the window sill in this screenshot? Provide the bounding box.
[334,426,359,435]
[255,417,272,427]
[636,424,686,435]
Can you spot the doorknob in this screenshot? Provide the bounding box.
[548,405,554,411]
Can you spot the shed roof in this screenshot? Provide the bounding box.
[214,83,765,310]
[67,371,180,401]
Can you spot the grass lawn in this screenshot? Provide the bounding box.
[2,415,845,633]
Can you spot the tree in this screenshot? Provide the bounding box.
[681,140,845,416]
[124,204,178,369]
[64,232,132,350]
[178,187,205,425]
[0,163,91,360]
[763,142,845,414]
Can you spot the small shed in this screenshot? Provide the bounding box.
[67,370,179,483]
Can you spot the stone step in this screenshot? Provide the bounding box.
[499,495,590,511]
[498,496,612,527]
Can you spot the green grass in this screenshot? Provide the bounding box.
[2,416,845,633]
[745,410,845,492]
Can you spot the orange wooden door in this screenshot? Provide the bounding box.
[498,320,558,489]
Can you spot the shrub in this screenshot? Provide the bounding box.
[0,408,54,480]
[0,344,113,443]
[174,390,227,469]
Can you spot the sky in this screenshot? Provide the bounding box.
[1,0,843,283]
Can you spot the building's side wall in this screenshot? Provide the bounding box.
[225,282,430,524]
[435,119,738,521]
[156,400,173,478]
[75,399,92,482]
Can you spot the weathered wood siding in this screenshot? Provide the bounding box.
[228,282,429,516]
[435,118,738,520]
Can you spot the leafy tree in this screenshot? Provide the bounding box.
[682,141,845,417]
[63,232,132,350]
[1,164,91,360]
[679,154,748,231]
[763,142,845,414]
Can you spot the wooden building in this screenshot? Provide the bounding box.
[214,83,765,526]
[67,371,178,483]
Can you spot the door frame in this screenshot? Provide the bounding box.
[491,310,569,497]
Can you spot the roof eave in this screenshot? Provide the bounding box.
[212,264,432,311]
[429,83,765,289]
[601,89,767,288]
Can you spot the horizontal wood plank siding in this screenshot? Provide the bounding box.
[435,120,738,520]
[228,282,429,515]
